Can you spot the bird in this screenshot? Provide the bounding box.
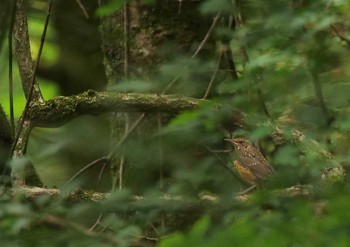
[224,137,274,193]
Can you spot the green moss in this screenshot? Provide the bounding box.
[322,166,346,184]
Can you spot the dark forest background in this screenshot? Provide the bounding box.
[1,0,350,246]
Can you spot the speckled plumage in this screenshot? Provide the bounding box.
[225,138,274,185]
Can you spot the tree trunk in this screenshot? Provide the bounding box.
[98,0,216,191]
[99,0,213,88]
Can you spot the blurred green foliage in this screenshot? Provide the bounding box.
[1,0,350,246]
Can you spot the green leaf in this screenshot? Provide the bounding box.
[158,216,210,247]
[158,233,185,247]
[188,216,210,239]
[168,111,200,128]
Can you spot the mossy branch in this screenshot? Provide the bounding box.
[28,91,204,127]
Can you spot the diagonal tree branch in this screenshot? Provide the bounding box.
[13,0,43,101]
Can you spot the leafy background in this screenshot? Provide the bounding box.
[1,0,350,246]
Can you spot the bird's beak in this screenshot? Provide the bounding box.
[225,139,239,146]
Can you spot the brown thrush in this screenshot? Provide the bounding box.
[225,138,274,193]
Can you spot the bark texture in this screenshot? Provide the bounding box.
[14,0,43,101]
[100,0,213,86]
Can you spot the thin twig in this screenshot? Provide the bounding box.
[162,12,221,94]
[116,156,125,190]
[191,12,221,60]
[66,157,108,184]
[257,87,271,118]
[331,24,350,47]
[229,9,270,118]
[115,2,132,190]
[41,214,120,244]
[67,113,145,185]
[98,160,108,183]
[202,52,222,99]
[158,114,164,190]
[224,45,238,81]
[75,0,89,18]
[8,0,17,137]
[123,2,130,80]
[98,222,111,234]
[89,213,103,232]
[223,15,238,81]
[161,75,180,95]
[108,113,146,159]
[311,71,331,126]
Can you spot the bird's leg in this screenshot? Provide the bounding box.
[208,148,232,153]
[237,184,257,195]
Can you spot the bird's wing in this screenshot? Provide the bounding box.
[239,153,274,180]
